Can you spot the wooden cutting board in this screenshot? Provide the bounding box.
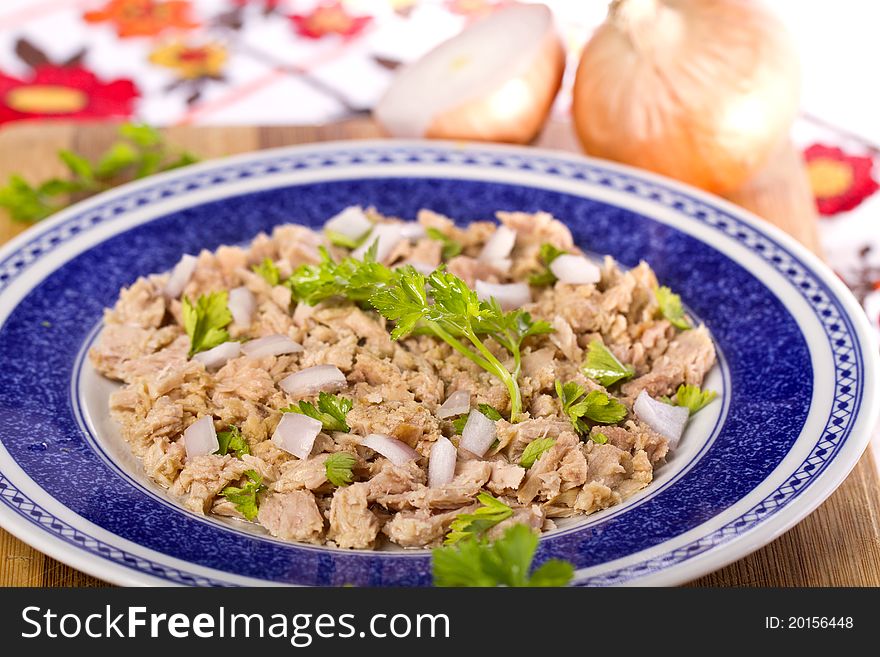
[1,120,878,587]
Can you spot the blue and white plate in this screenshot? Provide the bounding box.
[0,141,876,586]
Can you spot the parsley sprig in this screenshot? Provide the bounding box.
[556,380,627,436]
[582,340,635,387]
[433,523,574,587]
[426,227,463,259]
[182,291,232,357]
[281,392,353,433]
[519,437,556,468]
[661,384,717,415]
[216,425,249,458]
[221,470,265,521]
[0,123,197,223]
[445,493,513,545]
[528,243,568,286]
[252,257,281,286]
[287,244,394,306]
[325,452,357,487]
[372,267,551,421]
[656,286,691,330]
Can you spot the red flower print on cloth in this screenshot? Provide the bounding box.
[804,144,879,216]
[289,1,371,39]
[0,64,139,126]
[84,0,199,38]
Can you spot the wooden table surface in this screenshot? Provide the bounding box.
[1,120,878,587]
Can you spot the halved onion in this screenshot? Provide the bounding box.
[437,389,470,419]
[460,408,496,457]
[324,206,373,242]
[479,225,516,263]
[361,433,419,466]
[280,364,347,397]
[550,254,601,285]
[352,223,404,263]
[193,341,240,370]
[183,415,218,459]
[428,437,457,488]
[164,254,197,298]
[475,280,531,310]
[633,390,690,450]
[241,334,303,359]
[272,412,323,459]
[374,3,565,144]
[228,286,256,327]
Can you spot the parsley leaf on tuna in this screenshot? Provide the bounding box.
[664,384,717,415]
[216,425,249,458]
[426,227,462,259]
[221,470,265,521]
[325,452,357,487]
[445,493,513,545]
[656,286,691,330]
[252,257,280,286]
[182,291,232,357]
[281,392,353,433]
[556,380,627,435]
[582,340,635,387]
[433,523,573,587]
[519,437,556,468]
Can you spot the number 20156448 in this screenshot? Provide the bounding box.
[765,617,854,630]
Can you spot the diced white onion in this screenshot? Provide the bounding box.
[352,223,404,263]
[164,254,197,298]
[400,222,426,241]
[485,257,512,275]
[428,437,457,488]
[460,408,497,457]
[361,433,419,466]
[634,390,690,450]
[479,225,516,263]
[228,286,256,327]
[292,302,314,327]
[437,389,470,419]
[324,206,373,242]
[280,364,347,397]
[272,412,323,459]
[192,341,240,370]
[183,415,218,459]
[475,280,531,310]
[549,254,601,285]
[241,334,303,359]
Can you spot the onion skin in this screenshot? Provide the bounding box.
[426,25,566,144]
[572,0,800,194]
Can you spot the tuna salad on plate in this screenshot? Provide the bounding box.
[90,207,718,549]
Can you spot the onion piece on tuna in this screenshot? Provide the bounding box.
[361,433,419,466]
[324,206,373,242]
[193,341,240,370]
[633,390,690,450]
[428,437,457,488]
[475,280,531,311]
[437,389,470,419]
[241,334,303,359]
[460,408,497,457]
[272,412,323,459]
[549,254,601,285]
[400,222,426,241]
[183,416,218,459]
[352,223,404,263]
[280,364,347,397]
[228,286,256,327]
[164,254,197,298]
[374,4,565,144]
[479,225,516,263]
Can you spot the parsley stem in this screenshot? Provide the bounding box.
[463,328,523,422]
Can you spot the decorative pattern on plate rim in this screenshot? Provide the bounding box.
[0,143,869,586]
